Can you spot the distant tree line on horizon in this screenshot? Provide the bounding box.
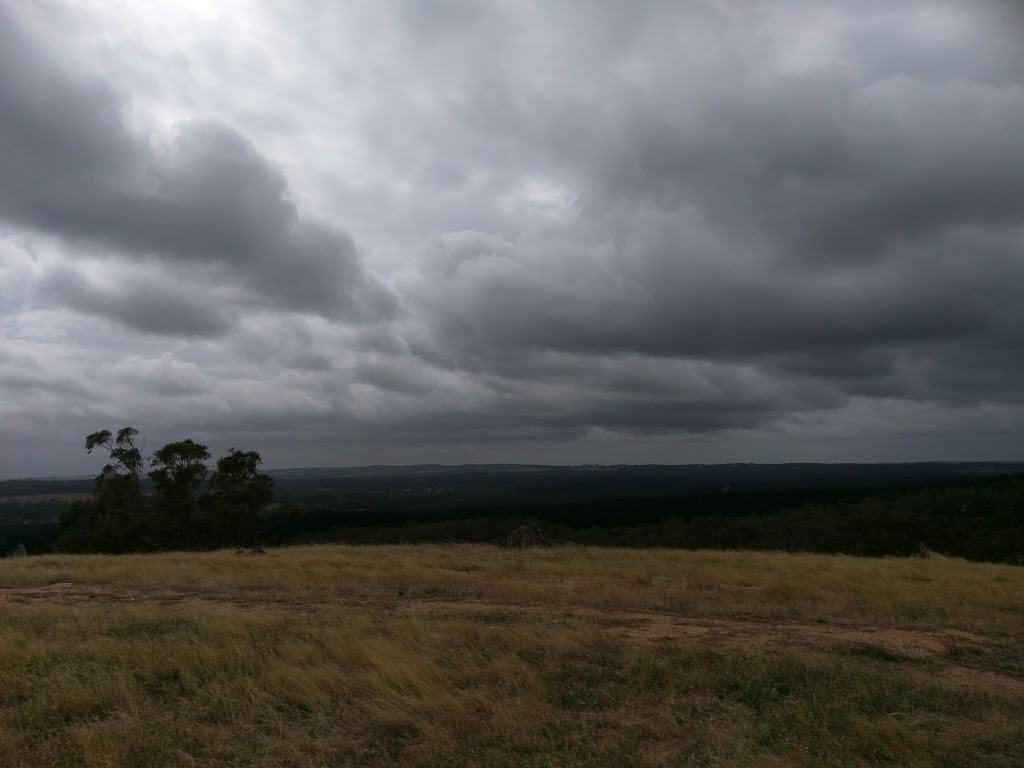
[258,476,1024,564]
[57,427,274,553]
[4,450,1022,563]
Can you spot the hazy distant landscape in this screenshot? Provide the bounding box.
[4,462,1024,563]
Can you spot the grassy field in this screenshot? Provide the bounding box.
[1,545,1023,767]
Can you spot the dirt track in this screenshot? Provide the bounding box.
[3,582,1022,700]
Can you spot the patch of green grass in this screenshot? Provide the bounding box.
[518,644,1024,766]
[945,643,986,661]
[135,666,197,702]
[967,726,1024,763]
[945,642,1024,678]
[835,642,918,664]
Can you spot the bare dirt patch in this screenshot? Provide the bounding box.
[0,583,329,612]
[608,610,977,657]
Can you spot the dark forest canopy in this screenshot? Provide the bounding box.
[3,460,1022,563]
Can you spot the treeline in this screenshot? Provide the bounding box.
[0,523,59,557]
[5,450,1023,563]
[57,427,273,553]
[0,478,94,496]
[260,476,1024,563]
[0,499,73,525]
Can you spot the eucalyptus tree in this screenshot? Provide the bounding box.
[206,448,275,546]
[58,428,275,552]
[149,439,212,548]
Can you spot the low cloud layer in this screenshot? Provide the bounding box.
[2,1,1023,477]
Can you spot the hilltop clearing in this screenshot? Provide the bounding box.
[1,545,1022,767]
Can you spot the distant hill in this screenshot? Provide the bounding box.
[6,462,1024,498]
[264,461,1024,493]
[265,464,560,480]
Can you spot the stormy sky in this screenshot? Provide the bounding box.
[2,1,1023,477]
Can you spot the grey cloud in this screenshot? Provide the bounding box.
[399,0,487,40]
[563,70,1024,263]
[834,1,1024,87]
[3,0,1024,477]
[389,0,1024,432]
[354,360,434,395]
[106,354,213,398]
[0,5,396,327]
[0,10,137,203]
[0,372,93,401]
[407,222,1012,362]
[41,268,234,338]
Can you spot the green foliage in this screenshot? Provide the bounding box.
[61,427,150,552]
[57,428,273,553]
[149,439,212,549]
[205,449,274,547]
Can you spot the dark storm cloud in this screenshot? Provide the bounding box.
[392,0,1024,434]
[405,221,1020,377]
[0,5,396,330]
[0,372,93,401]
[40,268,233,338]
[4,0,1024,477]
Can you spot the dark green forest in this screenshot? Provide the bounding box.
[256,473,1024,563]
[2,453,1023,563]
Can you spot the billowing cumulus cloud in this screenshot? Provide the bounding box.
[1,0,1023,477]
[0,4,395,329]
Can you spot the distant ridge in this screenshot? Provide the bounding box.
[5,461,1023,484]
[264,461,1024,477]
[264,464,561,480]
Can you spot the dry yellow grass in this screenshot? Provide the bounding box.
[4,544,1023,632]
[1,544,1023,767]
